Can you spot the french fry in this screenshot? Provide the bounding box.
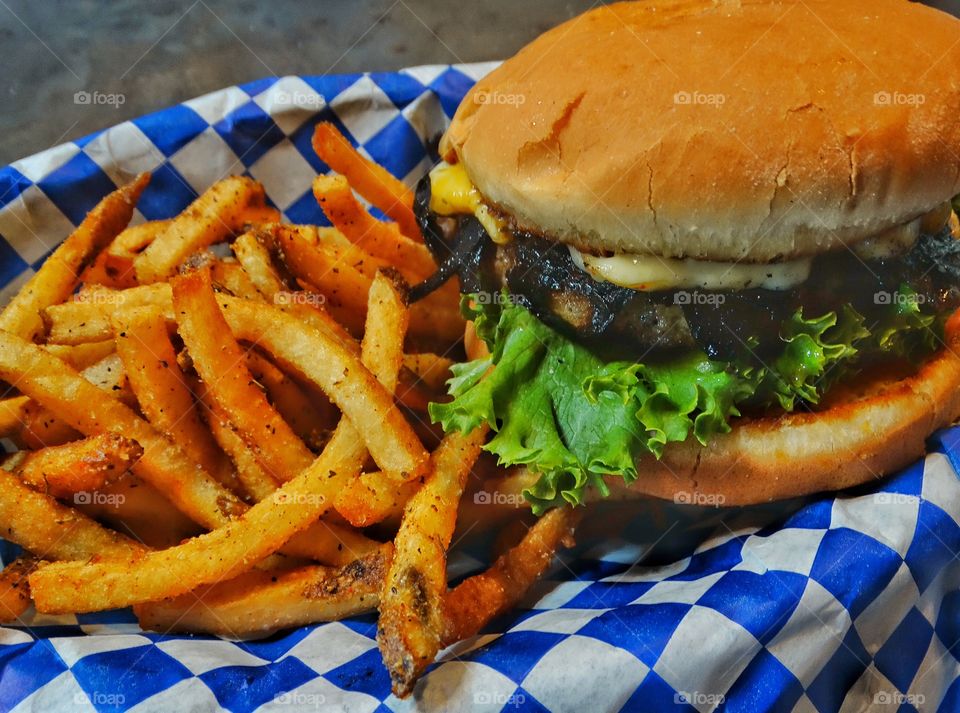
[313,174,435,279]
[11,433,141,499]
[10,399,80,450]
[403,353,455,392]
[377,426,489,697]
[43,283,173,344]
[42,340,116,370]
[210,259,263,301]
[441,507,581,645]
[0,396,30,440]
[312,122,421,240]
[28,279,428,612]
[82,219,171,289]
[135,547,390,636]
[112,304,235,488]
[0,173,149,340]
[335,471,420,528]
[134,176,266,283]
[172,268,315,483]
[0,332,247,528]
[0,557,38,622]
[232,230,289,298]
[245,350,335,449]
[0,467,144,561]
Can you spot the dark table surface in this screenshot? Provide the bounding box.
[3,0,960,165]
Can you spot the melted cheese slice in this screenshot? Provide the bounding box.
[569,247,811,291]
[428,162,511,244]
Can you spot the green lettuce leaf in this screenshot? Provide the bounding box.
[431,286,942,514]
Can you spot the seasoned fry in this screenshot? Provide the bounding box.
[0,557,38,622]
[442,507,581,645]
[312,123,421,240]
[44,283,173,344]
[11,433,141,499]
[173,268,315,482]
[313,174,435,279]
[377,426,489,697]
[0,332,247,528]
[210,259,263,301]
[232,230,289,298]
[0,467,144,561]
[335,471,421,528]
[0,396,30,440]
[134,176,266,283]
[112,304,233,487]
[28,279,428,612]
[42,341,116,370]
[0,173,149,340]
[403,353,455,392]
[135,547,390,636]
[82,219,171,289]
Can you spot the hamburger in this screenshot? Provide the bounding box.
[411,0,960,511]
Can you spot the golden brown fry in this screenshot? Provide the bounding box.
[335,471,421,528]
[134,176,265,283]
[0,396,31,440]
[402,353,455,392]
[313,174,435,279]
[135,547,390,636]
[210,259,263,301]
[42,341,116,370]
[0,173,149,340]
[82,220,171,289]
[377,426,488,697]
[12,433,142,499]
[0,557,39,623]
[442,507,581,645]
[0,467,144,561]
[28,281,428,612]
[232,230,288,298]
[245,350,334,450]
[44,283,173,344]
[112,304,233,487]
[312,123,421,240]
[0,332,247,528]
[172,268,315,483]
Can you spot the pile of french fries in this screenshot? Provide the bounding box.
[0,122,580,697]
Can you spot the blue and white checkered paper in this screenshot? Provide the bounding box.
[0,66,959,713]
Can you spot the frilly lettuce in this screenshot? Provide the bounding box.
[429,287,943,514]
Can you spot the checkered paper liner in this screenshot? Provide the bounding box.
[0,65,958,713]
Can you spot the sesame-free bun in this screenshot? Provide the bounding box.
[441,0,960,262]
[618,309,960,505]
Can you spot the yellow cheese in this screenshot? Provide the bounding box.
[428,162,512,244]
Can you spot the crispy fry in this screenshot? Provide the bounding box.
[313,174,434,279]
[0,467,144,561]
[0,396,30,440]
[442,507,581,645]
[113,304,234,488]
[335,471,421,528]
[43,283,173,344]
[403,353,455,392]
[245,350,335,450]
[11,433,141,499]
[173,268,315,482]
[0,557,38,622]
[42,340,116,370]
[135,547,390,636]
[28,280,428,612]
[210,259,263,301]
[232,230,288,298]
[134,176,265,283]
[312,122,421,240]
[0,332,247,528]
[82,220,171,289]
[377,426,489,697]
[0,174,149,340]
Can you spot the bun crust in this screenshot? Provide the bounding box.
[618,310,960,505]
[441,0,960,262]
